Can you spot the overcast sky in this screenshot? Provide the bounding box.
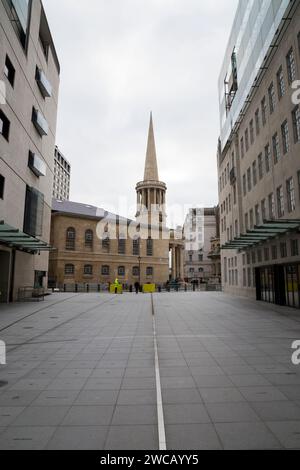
[43,0,238,225]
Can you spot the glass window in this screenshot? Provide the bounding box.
[247,168,252,192]
[252,161,257,186]
[261,199,266,221]
[147,238,153,256]
[4,55,15,87]
[261,97,267,126]
[286,177,296,213]
[132,237,140,256]
[0,174,5,199]
[291,240,299,257]
[0,110,10,141]
[84,265,93,275]
[118,266,125,276]
[101,265,110,276]
[277,186,285,218]
[118,238,126,255]
[268,82,275,114]
[272,246,277,260]
[146,267,154,277]
[65,264,74,275]
[277,66,285,98]
[292,106,300,143]
[268,193,275,220]
[272,133,281,164]
[85,229,93,248]
[66,228,76,250]
[258,153,263,180]
[280,243,287,258]
[255,109,260,135]
[286,48,296,84]
[281,120,290,154]
[132,266,140,277]
[265,144,271,173]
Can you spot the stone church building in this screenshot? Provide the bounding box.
[48,115,184,288]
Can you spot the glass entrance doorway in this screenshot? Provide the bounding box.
[256,263,300,309]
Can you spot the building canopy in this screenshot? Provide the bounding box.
[221,220,300,251]
[0,221,53,254]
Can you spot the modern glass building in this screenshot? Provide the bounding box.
[217,0,300,309]
[218,0,295,151]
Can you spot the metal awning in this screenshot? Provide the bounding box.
[0,221,53,254]
[221,220,300,251]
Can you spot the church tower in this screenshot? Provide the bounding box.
[136,113,167,226]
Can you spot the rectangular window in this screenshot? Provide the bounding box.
[277,186,285,218]
[261,97,267,126]
[0,174,5,199]
[265,144,271,173]
[291,240,299,257]
[247,168,252,192]
[264,248,270,262]
[286,48,296,84]
[255,109,260,135]
[240,137,244,158]
[118,238,126,255]
[261,199,266,221]
[147,238,153,256]
[280,242,287,259]
[252,161,257,186]
[243,174,246,196]
[245,129,249,152]
[277,66,285,98]
[292,106,300,143]
[281,120,290,154]
[249,209,254,229]
[258,153,263,180]
[4,55,15,87]
[0,110,10,141]
[268,193,275,220]
[272,246,277,260]
[250,119,254,144]
[23,186,44,237]
[146,267,154,277]
[268,82,275,113]
[132,238,140,256]
[272,133,281,164]
[257,250,262,263]
[286,177,296,213]
[255,204,260,226]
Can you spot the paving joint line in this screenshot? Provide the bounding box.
[151,294,167,451]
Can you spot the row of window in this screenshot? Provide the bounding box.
[64,264,154,277]
[65,227,154,256]
[240,45,299,159]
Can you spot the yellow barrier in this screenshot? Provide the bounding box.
[110,284,123,294]
[143,284,156,294]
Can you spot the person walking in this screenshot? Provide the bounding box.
[134,282,140,294]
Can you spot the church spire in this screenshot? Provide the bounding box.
[144,112,159,181]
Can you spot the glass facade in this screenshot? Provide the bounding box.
[3,0,30,47]
[218,0,290,151]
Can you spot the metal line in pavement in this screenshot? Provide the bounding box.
[151,294,167,451]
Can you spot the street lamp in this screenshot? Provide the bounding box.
[138,256,142,289]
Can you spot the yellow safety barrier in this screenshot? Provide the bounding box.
[143,284,156,294]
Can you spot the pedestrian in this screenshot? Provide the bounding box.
[134,282,140,294]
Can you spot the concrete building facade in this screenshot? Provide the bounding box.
[49,115,184,289]
[218,0,300,308]
[184,207,221,285]
[53,145,71,201]
[0,0,60,302]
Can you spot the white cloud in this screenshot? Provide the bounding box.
[43,0,238,223]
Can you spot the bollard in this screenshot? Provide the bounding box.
[64,284,66,293]
[98,284,101,293]
[75,284,78,293]
[193,283,196,292]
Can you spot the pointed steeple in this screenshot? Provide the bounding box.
[144,112,159,181]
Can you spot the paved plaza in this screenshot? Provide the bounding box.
[0,292,300,450]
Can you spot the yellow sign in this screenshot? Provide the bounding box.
[143,284,156,294]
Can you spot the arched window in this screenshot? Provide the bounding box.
[85,229,93,248]
[146,267,153,277]
[132,266,140,277]
[66,227,76,250]
[84,265,93,276]
[101,265,110,276]
[65,264,75,275]
[118,266,125,277]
